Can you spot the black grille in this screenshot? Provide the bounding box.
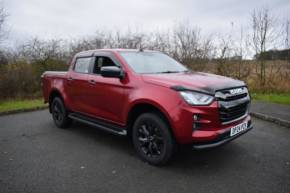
[216,87,250,124]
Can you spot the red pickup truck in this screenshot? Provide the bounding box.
[42,49,252,165]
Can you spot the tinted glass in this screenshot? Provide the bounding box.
[74,57,91,73]
[93,56,117,74]
[119,52,188,74]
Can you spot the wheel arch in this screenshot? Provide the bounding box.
[48,89,65,113]
[126,101,174,139]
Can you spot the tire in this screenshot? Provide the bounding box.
[51,97,71,128]
[132,112,175,166]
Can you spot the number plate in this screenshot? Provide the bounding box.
[230,122,248,137]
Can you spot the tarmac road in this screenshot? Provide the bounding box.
[0,110,290,193]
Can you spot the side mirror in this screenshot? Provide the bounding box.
[100,66,124,79]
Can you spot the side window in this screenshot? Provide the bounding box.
[93,56,118,74]
[74,57,91,73]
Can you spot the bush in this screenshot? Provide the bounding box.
[0,59,67,100]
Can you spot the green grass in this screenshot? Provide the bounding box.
[251,93,290,105]
[0,99,48,113]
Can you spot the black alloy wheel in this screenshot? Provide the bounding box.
[51,97,71,128]
[132,112,175,165]
[137,121,164,157]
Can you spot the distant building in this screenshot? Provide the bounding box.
[255,49,290,60]
[229,55,242,61]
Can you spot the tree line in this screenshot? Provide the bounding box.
[0,6,289,100]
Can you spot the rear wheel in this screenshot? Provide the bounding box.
[51,97,71,128]
[132,112,175,165]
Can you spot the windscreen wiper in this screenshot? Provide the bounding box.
[159,70,188,73]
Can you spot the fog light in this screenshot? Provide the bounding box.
[193,114,198,121]
[192,123,200,130]
[193,114,200,131]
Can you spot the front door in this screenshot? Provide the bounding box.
[86,55,125,124]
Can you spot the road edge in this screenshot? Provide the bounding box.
[0,106,48,116]
[250,112,290,128]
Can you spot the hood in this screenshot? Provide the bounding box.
[141,72,246,95]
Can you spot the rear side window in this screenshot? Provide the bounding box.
[74,57,92,73]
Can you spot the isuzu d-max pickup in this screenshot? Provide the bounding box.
[41,49,253,165]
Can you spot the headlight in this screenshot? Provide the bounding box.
[179,91,214,105]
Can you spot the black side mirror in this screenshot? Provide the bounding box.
[100,66,124,79]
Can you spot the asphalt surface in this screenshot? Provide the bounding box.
[0,110,290,193]
[251,101,290,122]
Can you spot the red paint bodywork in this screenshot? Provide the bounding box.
[42,49,251,145]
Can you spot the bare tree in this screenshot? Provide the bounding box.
[285,18,290,60]
[232,26,251,79]
[215,35,233,76]
[0,3,8,68]
[0,3,7,43]
[20,38,63,61]
[146,31,171,54]
[171,23,214,70]
[172,23,201,64]
[250,7,277,86]
[111,30,146,49]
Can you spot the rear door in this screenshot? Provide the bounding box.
[86,53,125,124]
[66,57,93,113]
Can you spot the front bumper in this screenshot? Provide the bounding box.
[192,119,253,149]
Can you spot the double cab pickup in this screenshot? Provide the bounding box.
[42,49,253,165]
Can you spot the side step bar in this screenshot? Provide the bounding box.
[68,113,127,136]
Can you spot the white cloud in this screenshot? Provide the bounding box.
[3,0,290,45]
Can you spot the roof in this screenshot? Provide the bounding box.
[75,48,159,57]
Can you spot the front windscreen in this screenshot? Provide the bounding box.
[119,51,188,74]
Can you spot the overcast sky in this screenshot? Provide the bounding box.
[3,0,290,45]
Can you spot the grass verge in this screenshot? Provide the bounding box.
[0,99,48,113]
[251,93,290,105]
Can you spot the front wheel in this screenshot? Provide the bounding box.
[132,112,176,166]
[51,97,71,128]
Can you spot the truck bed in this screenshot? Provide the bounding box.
[41,71,68,103]
[42,71,67,78]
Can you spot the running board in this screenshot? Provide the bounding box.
[68,113,127,136]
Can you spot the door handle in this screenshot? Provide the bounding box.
[88,79,96,85]
[67,77,73,81]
